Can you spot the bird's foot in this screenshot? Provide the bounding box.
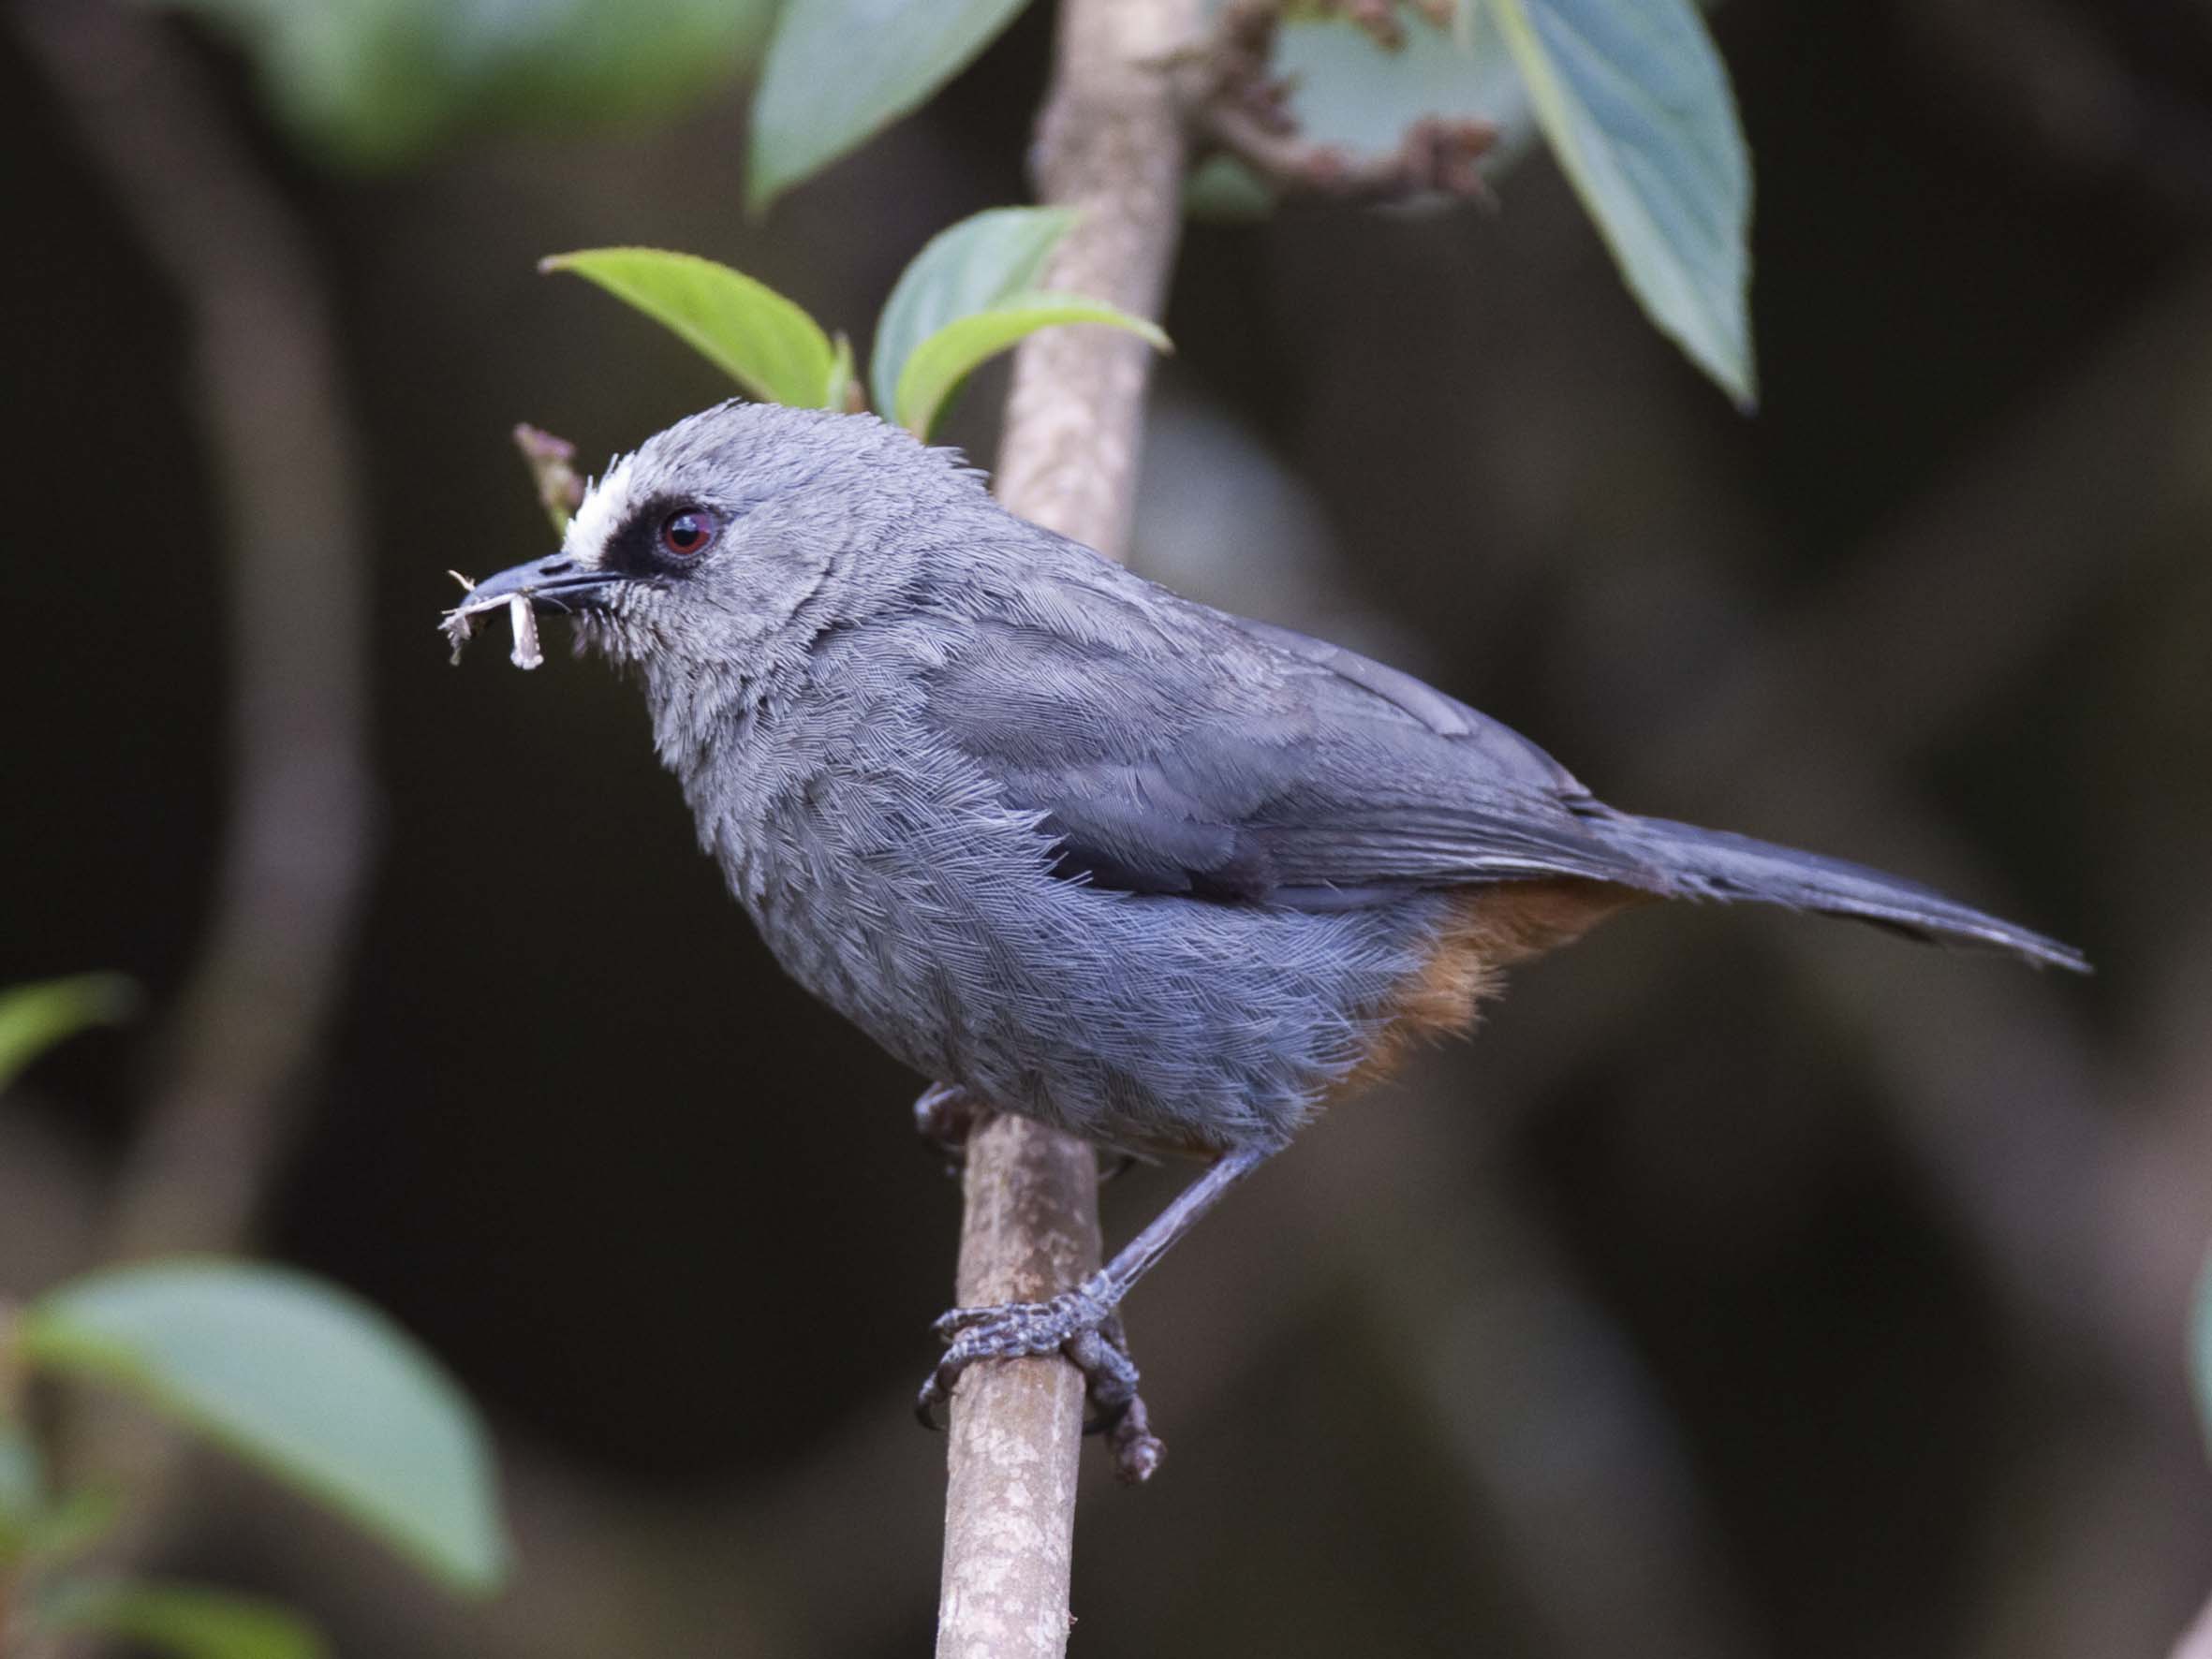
[912,1082,983,1175]
[916,1289,1164,1483]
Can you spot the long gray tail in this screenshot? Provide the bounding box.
[1603,814,2089,972]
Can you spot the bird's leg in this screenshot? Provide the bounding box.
[915,1144,1271,1481]
[912,1081,984,1174]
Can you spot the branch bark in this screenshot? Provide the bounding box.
[936,1,1200,1653]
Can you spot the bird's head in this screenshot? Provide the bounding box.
[449,401,984,678]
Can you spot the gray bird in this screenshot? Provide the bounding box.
[446,401,2087,1461]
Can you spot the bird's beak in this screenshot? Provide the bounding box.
[449,552,624,620]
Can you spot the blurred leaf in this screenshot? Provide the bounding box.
[0,974,137,1094]
[18,1487,124,1569]
[1485,0,1755,405]
[871,207,1074,418]
[1184,154,1281,222]
[897,296,1169,439]
[37,1577,326,1659]
[1286,9,1532,168]
[513,424,585,536]
[21,1261,507,1595]
[748,0,1034,212]
[866,205,1066,418]
[543,248,837,408]
[1191,12,1535,221]
[873,206,1168,435]
[158,0,775,169]
[824,332,858,410]
[0,1417,43,1550]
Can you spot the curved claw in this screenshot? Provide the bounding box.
[913,1292,1165,1479]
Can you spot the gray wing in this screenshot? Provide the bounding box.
[922,560,1664,909]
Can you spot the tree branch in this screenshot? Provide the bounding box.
[937,0,1200,1652]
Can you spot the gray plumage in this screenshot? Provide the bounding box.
[461,400,2083,1164]
[449,399,2089,1447]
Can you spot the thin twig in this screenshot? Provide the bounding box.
[937,0,1200,1652]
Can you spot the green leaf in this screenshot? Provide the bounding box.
[1485,0,1755,405]
[158,0,775,169]
[542,248,837,408]
[21,1261,507,1595]
[870,206,1076,418]
[1286,9,1533,170]
[1189,11,1535,221]
[19,1487,124,1569]
[1183,154,1281,223]
[870,206,1168,436]
[0,974,138,1094]
[824,332,858,411]
[748,0,1035,212]
[0,1417,44,1549]
[895,294,1169,440]
[37,1577,326,1659]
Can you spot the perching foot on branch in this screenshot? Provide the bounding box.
[913,1081,984,1173]
[918,1287,1165,1483]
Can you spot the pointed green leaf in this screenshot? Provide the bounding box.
[748,0,1035,212]
[0,974,138,1094]
[870,206,1077,419]
[542,248,836,408]
[894,294,1169,440]
[37,1577,326,1659]
[873,205,1166,436]
[1485,0,1755,405]
[21,1261,507,1595]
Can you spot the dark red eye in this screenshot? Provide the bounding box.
[659,508,716,557]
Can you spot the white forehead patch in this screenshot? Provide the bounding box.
[562,448,640,569]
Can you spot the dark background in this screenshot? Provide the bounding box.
[5,1,2210,1654]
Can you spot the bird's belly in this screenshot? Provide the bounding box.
[740,806,1453,1152]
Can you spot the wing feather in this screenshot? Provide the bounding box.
[922,565,1659,908]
